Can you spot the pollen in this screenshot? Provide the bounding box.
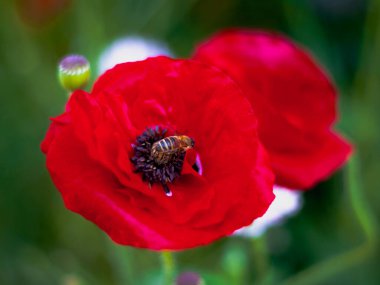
[130,126,186,197]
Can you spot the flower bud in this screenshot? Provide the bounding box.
[58,55,90,91]
[176,272,205,285]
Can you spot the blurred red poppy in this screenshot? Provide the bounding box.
[41,57,274,250]
[16,0,70,26]
[193,29,352,189]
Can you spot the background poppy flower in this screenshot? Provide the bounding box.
[16,0,71,27]
[97,36,172,74]
[41,56,274,250]
[234,186,303,237]
[193,29,352,190]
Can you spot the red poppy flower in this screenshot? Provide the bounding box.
[193,29,352,189]
[41,57,274,250]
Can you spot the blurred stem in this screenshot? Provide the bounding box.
[161,251,176,285]
[346,155,378,243]
[353,0,380,99]
[251,236,270,284]
[106,240,134,285]
[280,156,378,285]
[280,243,373,285]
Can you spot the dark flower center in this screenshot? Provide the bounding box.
[131,126,194,197]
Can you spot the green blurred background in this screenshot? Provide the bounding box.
[0,0,379,284]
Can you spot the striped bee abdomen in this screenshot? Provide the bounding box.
[151,135,194,165]
[132,128,196,196]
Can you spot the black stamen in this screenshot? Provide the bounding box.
[162,183,173,197]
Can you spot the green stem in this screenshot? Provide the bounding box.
[352,0,380,100]
[280,243,373,285]
[161,251,176,285]
[346,155,378,243]
[106,240,134,285]
[251,236,270,284]
[280,156,378,285]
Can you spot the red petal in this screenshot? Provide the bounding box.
[42,57,274,249]
[193,29,352,189]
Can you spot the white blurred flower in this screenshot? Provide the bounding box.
[235,186,303,237]
[97,36,172,74]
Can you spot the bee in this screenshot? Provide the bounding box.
[151,135,195,165]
